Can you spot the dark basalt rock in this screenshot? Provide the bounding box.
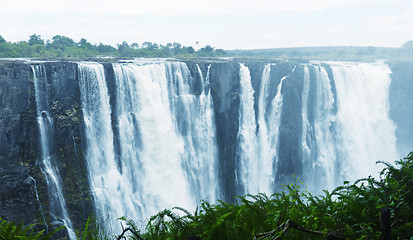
[0,61,92,232]
[275,64,305,189]
[208,62,241,202]
[0,62,38,223]
[40,62,92,231]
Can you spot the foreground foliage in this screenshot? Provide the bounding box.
[0,218,63,240]
[128,153,412,240]
[1,153,412,239]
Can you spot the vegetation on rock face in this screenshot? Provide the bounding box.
[0,34,226,58]
[1,153,412,239]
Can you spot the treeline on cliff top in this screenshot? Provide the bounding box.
[2,34,413,60]
[1,152,412,239]
[0,34,226,58]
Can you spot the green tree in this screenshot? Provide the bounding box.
[0,40,19,57]
[48,35,76,50]
[200,45,214,54]
[97,43,116,54]
[78,38,94,50]
[184,46,195,54]
[215,49,226,56]
[0,35,223,58]
[173,42,182,50]
[28,34,44,46]
[32,44,46,56]
[142,42,159,51]
[131,43,139,49]
[118,41,136,57]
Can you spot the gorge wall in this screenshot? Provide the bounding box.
[0,59,412,237]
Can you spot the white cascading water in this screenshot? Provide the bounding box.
[112,62,195,225]
[161,62,219,203]
[189,64,219,202]
[330,61,398,181]
[78,62,128,233]
[79,61,220,233]
[32,65,76,240]
[301,62,399,192]
[255,63,276,195]
[300,65,312,181]
[264,66,294,181]
[237,63,259,194]
[308,65,337,191]
[75,60,399,233]
[238,63,293,195]
[80,61,221,233]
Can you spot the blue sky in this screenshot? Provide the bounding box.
[1,0,412,50]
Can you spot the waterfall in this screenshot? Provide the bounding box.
[300,62,399,192]
[305,65,337,191]
[192,64,220,202]
[238,63,294,195]
[78,61,221,233]
[75,60,400,231]
[32,65,76,240]
[301,65,312,186]
[238,63,259,194]
[255,64,275,195]
[265,66,293,185]
[330,61,398,181]
[1,59,408,237]
[160,62,219,203]
[28,176,48,233]
[78,62,127,233]
[112,62,195,224]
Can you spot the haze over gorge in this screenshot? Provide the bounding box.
[1,55,413,238]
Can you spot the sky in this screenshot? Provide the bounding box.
[1,0,412,50]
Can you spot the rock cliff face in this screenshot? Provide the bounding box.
[275,64,304,187]
[388,60,413,157]
[0,62,37,224]
[207,62,241,201]
[0,59,412,236]
[38,62,91,231]
[0,61,92,232]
